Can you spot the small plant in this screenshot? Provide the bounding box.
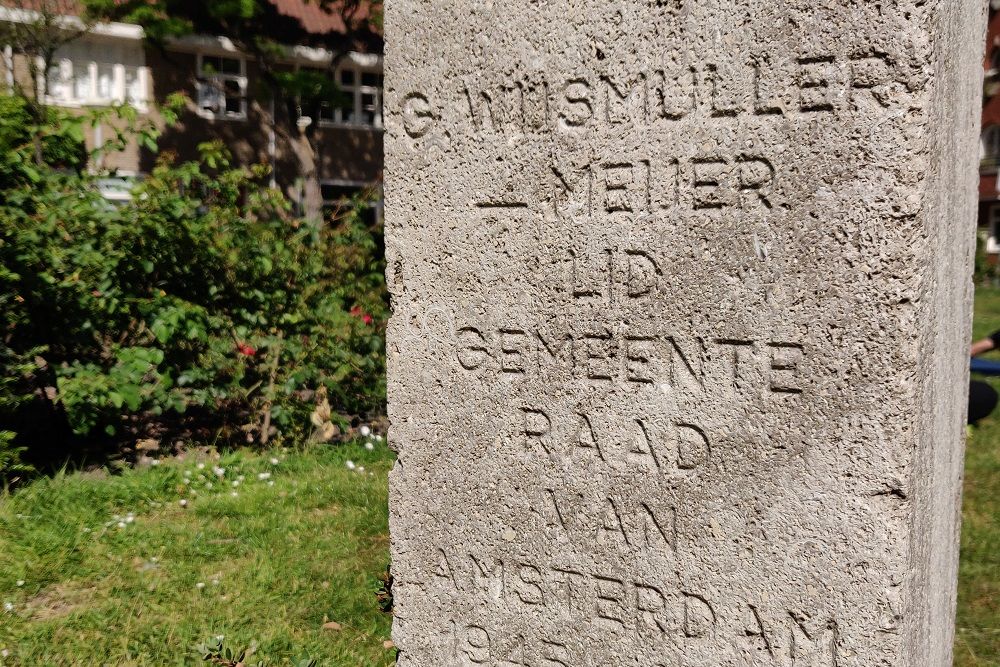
[196,637,266,666]
[375,563,394,614]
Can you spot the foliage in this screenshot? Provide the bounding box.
[0,100,386,474]
[0,95,87,185]
[196,636,316,666]
[373,563,393,614]
[974,229,1000,286]
[0,431,30,484]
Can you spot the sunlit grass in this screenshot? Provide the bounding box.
[956,286,1000,667]
[0,441,394,666]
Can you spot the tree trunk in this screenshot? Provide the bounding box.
[290,130,323,221]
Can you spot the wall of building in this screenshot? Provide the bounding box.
[1,25,383,212]
[143,46,383,206]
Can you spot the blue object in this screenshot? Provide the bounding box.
[971,357,1000,376]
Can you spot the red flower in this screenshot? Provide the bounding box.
[236,342,256,357]
[350,306,374,326]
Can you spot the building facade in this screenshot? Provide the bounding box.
[0,0,383,216]
[982,3,1000,259]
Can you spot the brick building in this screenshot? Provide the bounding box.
[982,3,1000,257]
[0,0,383,217]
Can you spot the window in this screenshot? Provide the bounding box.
[320,182,382,225]
[96,174,139,206]
[124,66,143,106]
[318,65,382,128]
[53,61,147,107]
[44,41,147,109]
[196,55,247,120]
[989,205,1000,255]
[984,126,1000,164]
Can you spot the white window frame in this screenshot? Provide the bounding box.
[318,64,382,130]
[96,171,140,204]
[43,57,148,111]
[195,53,248,121]
[3,45,12,92]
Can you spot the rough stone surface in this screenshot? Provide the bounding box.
[385,2,984,665]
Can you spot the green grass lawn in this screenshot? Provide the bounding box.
[957,286,1000,667]
[0,441,395,666]
[3,291,1000,666]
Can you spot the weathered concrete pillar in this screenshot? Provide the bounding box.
[385,2,985,665]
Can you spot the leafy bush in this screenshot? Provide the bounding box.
[0,118,386,475]
[0,94,88,186]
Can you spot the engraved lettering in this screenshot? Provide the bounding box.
[626,250,661,298]
[604,162,635,211]
[598,497,631,547]
[499,328,528,375]
[768,342,804,394]
[470,554,506,599]
[692,157,729,209]
[516,564,545,605]
[594,574,628,630]
[797,55,836,112]
[402,92,435,137]
[560,79,593,128]
[736,155,776,209]
[602,73,647,124]
[575,413,606,462]
[624,335,656,383]
[457,327,489,371]
[581,331,615,381]
[676,423,710,470]
[684,593,717,638]
[522,407,555,459]
[636,583,671,637]
[627,418,660,471]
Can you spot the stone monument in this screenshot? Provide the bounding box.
[385,2,984,665]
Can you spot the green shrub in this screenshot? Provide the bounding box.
[0,131,386,472]
[0,94,88,186]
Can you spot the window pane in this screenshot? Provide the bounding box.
[221,57,241,75]
[201,56,221,74]
[339,69,355,86]
[361,71,378,87]
[97,63,114,99]
[74,63,91,98]
[125,66,142,104]
[223,79,243,115]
